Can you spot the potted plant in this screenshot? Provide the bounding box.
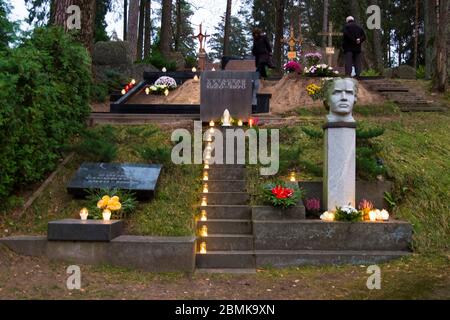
[252,182,305,220]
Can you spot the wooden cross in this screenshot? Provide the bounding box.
[192,23,210,53]
[282,25,303,60]
[318,22,343,66]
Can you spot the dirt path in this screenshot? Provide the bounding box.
[0,246,448,300]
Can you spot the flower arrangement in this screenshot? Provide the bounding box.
[304,52,322,67]
[145,84,170,95]
[304,64,339,77]
[359,199,374,221]
[154,76,177,90]
[334,205,363,222]
[306,83,323,101]
[284,60,302,73]
[305,198,321,216]
[263,182,302,209]
[86,189,138,220]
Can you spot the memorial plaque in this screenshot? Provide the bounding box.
[67,163,162,200]
[201,71,255,122]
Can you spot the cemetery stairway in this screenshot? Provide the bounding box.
[360,78,447,112]
[196,162,255,272]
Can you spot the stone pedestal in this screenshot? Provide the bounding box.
[323,122,356,211]
[198,52,207,71]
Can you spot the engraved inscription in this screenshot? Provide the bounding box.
[206,79,247,90]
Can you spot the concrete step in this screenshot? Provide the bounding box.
[196,251,256,269]
[205,169,246,180]
[198,234,254,251]
[201,192,249,205]
[255,250,411,268]
[200,205,252,220]
[197,219,252,235]
[204,180,247,193]
[195,268,256,274]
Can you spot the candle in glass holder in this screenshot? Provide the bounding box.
[200,210,207,221]
[102,209,112,221]
[203,183,209,193]
[79,208,89,221]
[237,120,243,127]
[199,242,207,254]
[369,210,377,222]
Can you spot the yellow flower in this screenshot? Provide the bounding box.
[107,201,122,211]
[111,196,120,203]
[97,195,110,209]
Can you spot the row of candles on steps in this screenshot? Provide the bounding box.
[121,79,137,95]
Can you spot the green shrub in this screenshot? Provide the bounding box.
[360,69,381,77]
[143,51,177,71]
[185,55,197,69]
[90,81,109,102]
[0,27,91,202]
[137,145,172,164]
[73,126,118,162]
[416,65,426,79]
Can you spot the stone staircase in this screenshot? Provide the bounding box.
[196,163,256,272]
[361,78,447,112]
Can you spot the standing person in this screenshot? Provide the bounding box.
[343,16,366,77]
[252,28,273,79]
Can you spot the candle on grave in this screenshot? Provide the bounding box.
[79,208,89,221]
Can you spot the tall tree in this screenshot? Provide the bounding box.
[124,0,128,40]
[171,0,195,57]
[160,0,172,54]
[273,0,285,71]
[0,0,17,50]
[174,0,181,51]
[53,0,96,53]
[321,0,328,48]
[137,0,145,60]
[371,0,383,71]
[413,0,419,69]
[433,0,448,91]
[128,0,140,60]
[223,0,233,56]
[210,15,250,60]
[144,0,151,59]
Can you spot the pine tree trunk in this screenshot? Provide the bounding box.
[274,0,285,71]
[136,0,145,61]
[424,0,436,80]
[223,0,233,57]
[413,0,419,69]
[124,0,128,40]
[175,0,182,52]
[371,0,383,72]
[433,0,448,91]
[144,0,151,60]
[128,0,140,60]
[53,0,96,54]
[160,0,172,55]
[322,0,328,48]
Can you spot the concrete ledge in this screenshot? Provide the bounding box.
[252,206,306,220]
[255,250,411,268]
[253,220,413,251]
[48,219,124,242]
[0,235,196,273]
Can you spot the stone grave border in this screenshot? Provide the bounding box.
[110,72,271,115]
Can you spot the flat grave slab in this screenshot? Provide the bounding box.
[67,163,162,200]
[48,219,124,242]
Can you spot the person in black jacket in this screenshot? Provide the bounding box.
[343,16,366,77]
[252,28,273,79]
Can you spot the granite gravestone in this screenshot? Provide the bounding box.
[67,163,162,200]
[200,71,255,122]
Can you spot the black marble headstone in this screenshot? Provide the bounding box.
[200,71,255,122]
[48,219,124,242]
[67,163,162,200]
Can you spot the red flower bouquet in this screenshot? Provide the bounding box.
[264,182,301,209]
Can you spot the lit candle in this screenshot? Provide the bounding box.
[320,211,335,222]
[200,225,208,237]
[162,67,167,72]
[200,210,207,221]
[164,89,169,96]
[375,209,382,221]
[201,196,207,206]
[204,164,209,170]
[381,210,390,221]
[102,209,112,221]
[192,67,197,73]
[203,171,209,181]
[79,208,89,221]
[369,210,377,222]
[290,172,296,182]
[145,87,150,95]
[203,183,209,193]
[121,89,126,95]
[209,120,215,127]
[248,118,254,128]
[199,242,207,254]
[131,79,136,85]
[237,120,243,127]
[193,75,199,82]
[212,67,216,71]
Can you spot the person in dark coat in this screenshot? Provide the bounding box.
[252,28,273,79]
[342,16,366,77]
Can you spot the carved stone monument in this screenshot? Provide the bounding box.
[323,78,358,211]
